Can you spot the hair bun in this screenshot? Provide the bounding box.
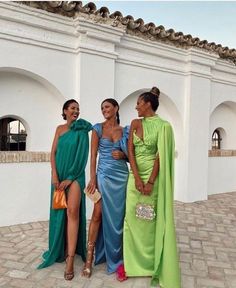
[150,86,160,97]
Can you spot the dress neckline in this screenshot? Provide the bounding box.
[143,114,158,120]
[100,123,124,143]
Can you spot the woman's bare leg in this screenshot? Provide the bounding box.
[65,181,81,280]
[82,200,102,277]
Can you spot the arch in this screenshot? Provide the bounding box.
[0,116,28,151]
[209,101,236,149]
[0,67,64,102]
[0,69,65,151]
[119,88,183,146]
[119,88,183,200]
[0,114,30,136]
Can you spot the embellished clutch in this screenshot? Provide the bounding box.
[135,202,156,221]
[52,189,67,209]
[84,188,101,203]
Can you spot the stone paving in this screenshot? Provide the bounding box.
[0,192,236,288]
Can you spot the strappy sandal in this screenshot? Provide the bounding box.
[64,255,74,281]
[81,241,95,278]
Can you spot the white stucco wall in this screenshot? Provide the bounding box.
[0,162,51,227]
[208,157,236,195]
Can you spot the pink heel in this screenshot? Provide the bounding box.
[116,263,128,282]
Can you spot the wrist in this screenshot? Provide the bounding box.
[148,180,154,185]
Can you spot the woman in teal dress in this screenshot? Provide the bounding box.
[82,99,129,280]
[123,87,181,288]
[38,99,92,281]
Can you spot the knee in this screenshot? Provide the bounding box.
[67,207,79,220]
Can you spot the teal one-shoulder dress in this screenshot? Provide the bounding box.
[38,118,92,269]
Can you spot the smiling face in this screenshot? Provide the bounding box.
[135,96,150,117]
[64,102,80,121]
[101,101,117,120]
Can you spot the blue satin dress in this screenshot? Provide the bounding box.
[93,123,129,274]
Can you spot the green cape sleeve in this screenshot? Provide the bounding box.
[151,121,181,288]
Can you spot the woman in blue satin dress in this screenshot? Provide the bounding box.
[82,98,129,279]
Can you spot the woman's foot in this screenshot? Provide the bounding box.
[116,264,128,282]
[81,241,95,278]
[64,255,74,281]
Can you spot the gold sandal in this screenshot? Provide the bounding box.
[64,255,74,281]
[81,241,95,278]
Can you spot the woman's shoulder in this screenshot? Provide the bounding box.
[56,124,68,136]
[93,122,102,128]
[130,118,141,128]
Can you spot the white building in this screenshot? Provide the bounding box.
[0,1,236,227]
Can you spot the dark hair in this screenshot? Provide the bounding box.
[101,98,120,124]
[139,86,160,112]
[62,99,78,120]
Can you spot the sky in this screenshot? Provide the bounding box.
[88,1,236,49]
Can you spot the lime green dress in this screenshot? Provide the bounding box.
[123,115,181,288]
[38,119,92,269]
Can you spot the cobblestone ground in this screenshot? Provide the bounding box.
[0,192,236,288]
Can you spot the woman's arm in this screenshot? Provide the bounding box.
[128,119,144,193]
[86,129,99,193]
[50,126,61,190]
[143,154,160,195]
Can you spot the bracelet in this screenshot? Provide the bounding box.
[148,180,154,185]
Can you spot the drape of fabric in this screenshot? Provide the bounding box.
[123,115,180,288]
[93,123,129,273]
[38,119,92,269]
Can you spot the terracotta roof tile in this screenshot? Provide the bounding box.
[17,1,236,65]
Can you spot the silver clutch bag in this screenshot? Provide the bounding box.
[135,202,156,221]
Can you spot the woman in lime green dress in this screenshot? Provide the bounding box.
[38,99,92,281]
[123,87,181,288]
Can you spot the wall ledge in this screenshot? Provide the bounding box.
[209,149,236,157]
[0,151,50,163]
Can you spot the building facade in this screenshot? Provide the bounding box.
[1,1,236,226]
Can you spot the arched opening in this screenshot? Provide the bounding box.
[211,129,221,150]
[209,101,236,150]
[0,69,65,151]
[0,117,27,151]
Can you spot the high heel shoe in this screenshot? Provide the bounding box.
[81,241,95,278]
[116,263,128,282]
[64,255,74,281]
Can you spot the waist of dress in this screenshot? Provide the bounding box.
[97,158,128,172]
[135,155,156,174]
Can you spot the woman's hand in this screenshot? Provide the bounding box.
[112,150,125,160]
[58,180,72,191]
[52,172,60,190]
[143,183,153,196]
[135,177,144,194]
[86,179,97,194]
